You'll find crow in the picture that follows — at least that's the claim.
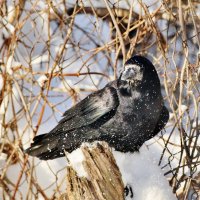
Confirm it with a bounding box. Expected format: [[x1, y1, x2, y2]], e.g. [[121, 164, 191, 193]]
[[25, 55, 169, 160]]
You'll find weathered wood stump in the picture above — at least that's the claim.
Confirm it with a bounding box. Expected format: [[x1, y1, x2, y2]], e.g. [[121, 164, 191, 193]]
[[60, 142, 124, 200]]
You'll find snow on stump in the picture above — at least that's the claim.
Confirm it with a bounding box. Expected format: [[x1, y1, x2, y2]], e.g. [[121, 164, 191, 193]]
[[60, 142, 124, 200]]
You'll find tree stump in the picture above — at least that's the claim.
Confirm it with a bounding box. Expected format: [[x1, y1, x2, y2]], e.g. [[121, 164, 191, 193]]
[[60, 142, 124, 200]]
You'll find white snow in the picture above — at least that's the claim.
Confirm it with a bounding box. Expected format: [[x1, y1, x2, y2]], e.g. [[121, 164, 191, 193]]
[[113, 145, 177, 200], [66, 147, 88, 178], [37, 75, 48, 87], [180, 104, 188, 113]]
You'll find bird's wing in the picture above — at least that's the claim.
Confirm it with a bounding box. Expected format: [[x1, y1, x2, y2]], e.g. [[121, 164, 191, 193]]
[[50, 85, 119, 133], [25, 85, 119, 160]]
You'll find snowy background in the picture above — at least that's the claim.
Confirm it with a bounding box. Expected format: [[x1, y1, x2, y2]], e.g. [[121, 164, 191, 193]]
[[0, 0, 199, 199]]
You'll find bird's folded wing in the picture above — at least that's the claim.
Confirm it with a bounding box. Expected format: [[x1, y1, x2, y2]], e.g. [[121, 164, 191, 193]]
[[50, 86, 119, 133]]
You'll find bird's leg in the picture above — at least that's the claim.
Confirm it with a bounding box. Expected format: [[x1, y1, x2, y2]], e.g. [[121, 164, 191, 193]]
[[124, 184, 134, 198]]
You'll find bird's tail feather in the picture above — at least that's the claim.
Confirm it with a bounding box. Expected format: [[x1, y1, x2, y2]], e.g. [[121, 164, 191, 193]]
[[25, 134, 62, 160], [25, 131, 85, 160], [32, 133, 46, 144]]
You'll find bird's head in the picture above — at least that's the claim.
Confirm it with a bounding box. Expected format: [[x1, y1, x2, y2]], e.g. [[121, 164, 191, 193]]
[[118, 55, 161, 95], [120, 61, 143, 85]]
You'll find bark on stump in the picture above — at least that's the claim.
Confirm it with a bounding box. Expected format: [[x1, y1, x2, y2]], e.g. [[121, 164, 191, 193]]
[[60, 142, 124, 200]]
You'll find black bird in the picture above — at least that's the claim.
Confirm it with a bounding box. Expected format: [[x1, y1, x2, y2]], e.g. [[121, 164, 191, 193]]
[[25, 56, 169, 160]]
